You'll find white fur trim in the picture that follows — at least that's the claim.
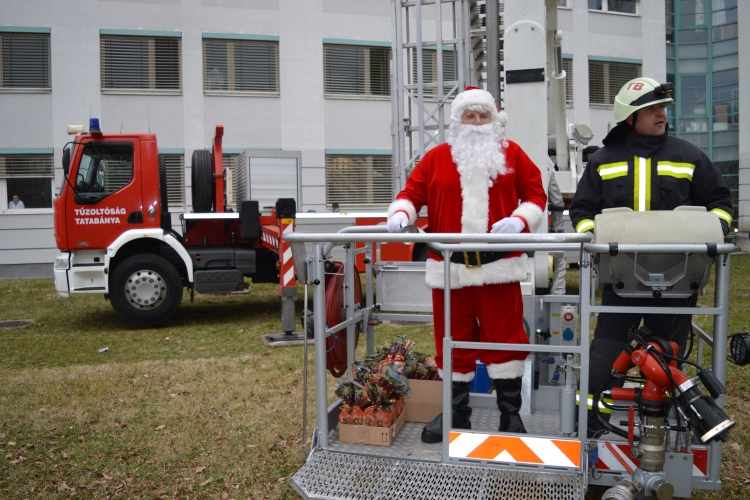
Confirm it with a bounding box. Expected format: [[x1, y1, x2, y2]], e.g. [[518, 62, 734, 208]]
[[487, 360, 526, 380], [458, 154, 491, 235], [452, 88, 498, 119], [387, 198, 418, 225], [511, 201, 545, 233], [497, 111, 507, 126], [425, 254, 528, 289], [438, 368, 476, 382]]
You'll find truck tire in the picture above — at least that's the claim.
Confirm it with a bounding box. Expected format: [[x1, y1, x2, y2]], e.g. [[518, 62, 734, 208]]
[[110, 254, 183, 327], [191, 149, 214, 213]]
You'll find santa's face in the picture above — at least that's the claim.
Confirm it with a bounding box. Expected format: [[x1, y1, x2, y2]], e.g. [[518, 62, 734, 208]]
[[461, 108, 492, 125]]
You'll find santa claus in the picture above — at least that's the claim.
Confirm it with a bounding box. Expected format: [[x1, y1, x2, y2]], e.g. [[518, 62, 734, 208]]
[[387, 87, 547, 443]]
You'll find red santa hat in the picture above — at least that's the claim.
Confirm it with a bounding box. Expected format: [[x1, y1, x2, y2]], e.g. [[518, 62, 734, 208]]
[[451, 86, 507, 125]]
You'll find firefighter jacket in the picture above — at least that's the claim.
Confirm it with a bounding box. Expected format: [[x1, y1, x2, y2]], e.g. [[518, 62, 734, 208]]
[[570, 124, 733, 235]]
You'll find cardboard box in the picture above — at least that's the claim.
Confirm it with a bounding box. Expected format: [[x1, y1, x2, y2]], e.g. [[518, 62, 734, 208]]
[[338, 410, 406, 446], [404, 379, 443, 423]]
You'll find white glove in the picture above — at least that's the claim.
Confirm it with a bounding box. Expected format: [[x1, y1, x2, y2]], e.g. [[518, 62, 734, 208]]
[[491, 217, 525, 234], [387, 212, 409, 233]]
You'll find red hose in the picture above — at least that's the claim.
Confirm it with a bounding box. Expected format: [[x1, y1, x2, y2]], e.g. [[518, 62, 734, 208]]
[[324, 261, 363, 377]]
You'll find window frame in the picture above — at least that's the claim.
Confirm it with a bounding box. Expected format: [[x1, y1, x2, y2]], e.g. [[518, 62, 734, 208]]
[[587, 57, 642, 109], [0, 28, 51, 93], [323, 39, 392, 100], [0, 150, 55, 215], [158, 151, 186, 213], [588, 0, 640, 16], [100, 29, 182, 95], [562, 55, 573, 108], [325, 150, 393, 210], [410, 46, 458, 102], [202, 34, 280, 97]]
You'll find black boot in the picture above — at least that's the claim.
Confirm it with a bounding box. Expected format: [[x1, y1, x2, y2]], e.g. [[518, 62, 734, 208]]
[[493, 378, 527, 433], [420, 381, 472, 443]]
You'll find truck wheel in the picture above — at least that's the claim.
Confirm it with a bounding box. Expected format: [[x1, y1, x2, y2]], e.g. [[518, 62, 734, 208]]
[[191, 150, 214, 212], [110, 254, 183, 327]]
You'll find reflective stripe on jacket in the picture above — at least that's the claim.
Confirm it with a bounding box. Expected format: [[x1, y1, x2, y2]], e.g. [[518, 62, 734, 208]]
[[570, 125, 733, 235]]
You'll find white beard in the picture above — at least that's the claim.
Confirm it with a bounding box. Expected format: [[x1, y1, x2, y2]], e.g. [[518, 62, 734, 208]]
[[447, 121, 507, 186], [446, 120, 508, 235]]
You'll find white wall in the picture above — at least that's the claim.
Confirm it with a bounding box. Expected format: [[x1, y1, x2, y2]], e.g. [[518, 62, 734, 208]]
[[0, 0, 394, 276]]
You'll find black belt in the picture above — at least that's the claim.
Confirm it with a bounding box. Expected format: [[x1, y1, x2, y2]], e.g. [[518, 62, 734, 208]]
[[429, 249, 511, 268]]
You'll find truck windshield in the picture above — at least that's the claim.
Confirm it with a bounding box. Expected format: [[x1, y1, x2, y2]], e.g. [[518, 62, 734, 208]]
[[76, 143, 134, 195]]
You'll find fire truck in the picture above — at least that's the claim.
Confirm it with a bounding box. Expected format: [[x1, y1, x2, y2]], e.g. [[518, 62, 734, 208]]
[[52, 121, 298, 328]]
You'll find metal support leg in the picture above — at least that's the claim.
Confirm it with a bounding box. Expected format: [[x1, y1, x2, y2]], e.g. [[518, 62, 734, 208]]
[[578, 251, 592, 448], [709, 254, 731, 482], [345, 244, 356, 381], [442, 251, 453, 462], [313, 243, 329, 448], [366, 242, 375, 356]]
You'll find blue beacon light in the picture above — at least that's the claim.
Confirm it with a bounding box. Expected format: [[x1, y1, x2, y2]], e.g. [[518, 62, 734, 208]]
[[89, 118, 102, 135]]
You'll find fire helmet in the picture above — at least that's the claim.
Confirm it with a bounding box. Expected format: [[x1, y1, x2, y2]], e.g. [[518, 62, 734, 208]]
[[614, 77, 674, 123]]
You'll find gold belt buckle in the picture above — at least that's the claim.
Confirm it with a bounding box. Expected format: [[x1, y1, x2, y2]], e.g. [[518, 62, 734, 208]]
[[463, 251, 482, 268]]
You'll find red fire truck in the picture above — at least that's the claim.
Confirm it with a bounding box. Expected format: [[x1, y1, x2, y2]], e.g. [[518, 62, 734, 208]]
[[53, 119, 297, 328]]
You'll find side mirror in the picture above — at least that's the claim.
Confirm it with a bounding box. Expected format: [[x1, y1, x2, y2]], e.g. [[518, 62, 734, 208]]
[[62, 144, 72, 176]]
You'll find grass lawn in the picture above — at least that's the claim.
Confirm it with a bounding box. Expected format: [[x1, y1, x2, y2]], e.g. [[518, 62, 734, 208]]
[[1, 254, 749, 499]]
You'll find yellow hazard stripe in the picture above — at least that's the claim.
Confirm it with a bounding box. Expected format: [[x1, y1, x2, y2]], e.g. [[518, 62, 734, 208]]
[[597, 162, 628, 180], [710, 208, 732, 224], [575, 391, 612, 414], [576, 219, 595, 233], [657, 161, 695, 180]]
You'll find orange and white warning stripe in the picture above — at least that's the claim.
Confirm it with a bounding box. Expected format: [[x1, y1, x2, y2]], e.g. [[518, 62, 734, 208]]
[[595, 442, 709, 477], [449, 432, 581, 468], [280, 220, 295, 289]]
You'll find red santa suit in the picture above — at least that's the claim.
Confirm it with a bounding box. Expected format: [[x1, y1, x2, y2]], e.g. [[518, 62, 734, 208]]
[[387, 140, 547, 380]]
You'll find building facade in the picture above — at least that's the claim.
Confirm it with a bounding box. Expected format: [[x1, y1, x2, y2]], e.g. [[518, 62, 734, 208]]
[[666, 0, 750, 246], [0, 0, 706, 278], [664, 0, 749, 247]]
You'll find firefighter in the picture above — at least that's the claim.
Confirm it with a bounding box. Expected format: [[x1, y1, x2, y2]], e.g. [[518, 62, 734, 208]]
[[570, 77, 733, 436], [386, 87, 547, 443]]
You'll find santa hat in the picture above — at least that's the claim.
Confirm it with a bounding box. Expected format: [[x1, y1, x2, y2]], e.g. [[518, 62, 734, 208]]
[[451, 86, 507, 125]]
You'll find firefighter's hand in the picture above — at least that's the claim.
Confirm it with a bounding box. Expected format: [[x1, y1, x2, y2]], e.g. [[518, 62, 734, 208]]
[[387, 212, 409, 233], [491, 217, 525, 234]]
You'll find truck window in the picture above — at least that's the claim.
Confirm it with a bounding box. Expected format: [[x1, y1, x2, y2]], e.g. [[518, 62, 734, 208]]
[[76, 143, 134, 195]]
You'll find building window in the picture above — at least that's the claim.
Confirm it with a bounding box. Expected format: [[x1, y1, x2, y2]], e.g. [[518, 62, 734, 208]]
[[563, 57, 573, 107], [100, 34, 181, 93], [0, 32, 50, 91], [411, 49, 457, 100], [159, 154, 185, 212], [588, 60, 641, 107], [325, 154, 393, 209], [557, 0, 571, 9], [324, 44, 390, 97], [588, 0, 637, 15], [0, 154, 54, 212], [203, 38, 279, 94], [712, 69, 738, 131]]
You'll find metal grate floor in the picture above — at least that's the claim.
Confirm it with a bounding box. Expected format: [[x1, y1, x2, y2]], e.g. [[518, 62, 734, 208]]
[[292, 450, 585, 500]]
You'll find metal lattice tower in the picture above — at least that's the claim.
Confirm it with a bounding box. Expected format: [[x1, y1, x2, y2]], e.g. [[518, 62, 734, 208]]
[[390, 0, 475, 194], [390, 0, 509, 196]]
